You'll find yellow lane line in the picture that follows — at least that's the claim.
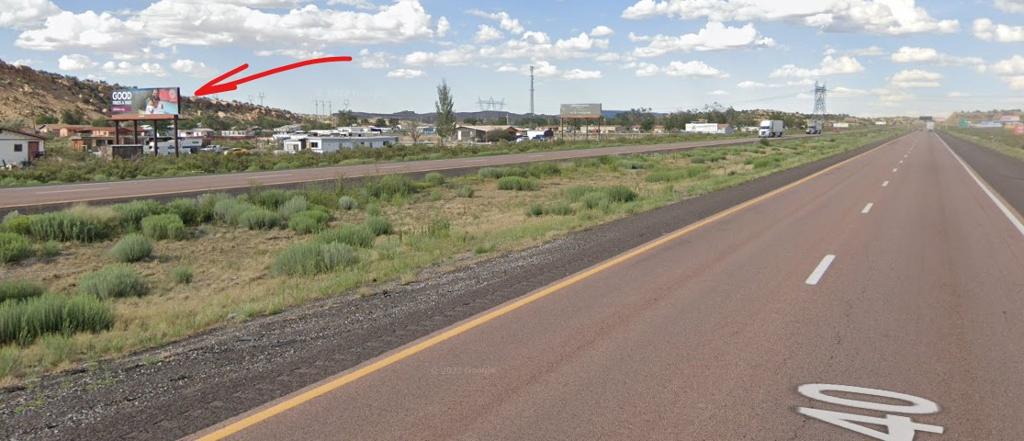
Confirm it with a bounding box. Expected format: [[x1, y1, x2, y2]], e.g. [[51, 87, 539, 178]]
[[192, 134, 902, 441]]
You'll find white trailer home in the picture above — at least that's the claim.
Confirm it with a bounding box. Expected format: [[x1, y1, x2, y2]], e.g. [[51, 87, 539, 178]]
[[0, 128, 45, 167]]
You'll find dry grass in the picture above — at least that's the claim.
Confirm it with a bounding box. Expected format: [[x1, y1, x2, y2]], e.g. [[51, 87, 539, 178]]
[[0, 129, 904, 382]]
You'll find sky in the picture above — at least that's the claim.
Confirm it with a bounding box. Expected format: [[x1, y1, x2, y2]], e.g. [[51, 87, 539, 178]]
[[0, 0, 1022, 118]]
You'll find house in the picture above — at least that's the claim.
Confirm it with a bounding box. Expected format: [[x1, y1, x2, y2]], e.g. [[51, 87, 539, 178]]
[[37, 124, 92, 138], [273, 124, 303, 133], [0, 128, 45, 167], [999, 115, 1022, 128], [454, 125, 520, 142], [69, 126, 133, 151], [220, 129, 256, 138], [182, 128, 216, 138]]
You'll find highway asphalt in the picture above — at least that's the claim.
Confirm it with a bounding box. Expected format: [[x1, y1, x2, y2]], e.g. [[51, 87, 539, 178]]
[[190, 131, 1024, 440], [0, 135, 811, 212]]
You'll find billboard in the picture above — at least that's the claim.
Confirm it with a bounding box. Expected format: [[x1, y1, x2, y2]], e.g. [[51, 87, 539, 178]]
[[560, 103, 602, 119], [111, 88, 180, 120]]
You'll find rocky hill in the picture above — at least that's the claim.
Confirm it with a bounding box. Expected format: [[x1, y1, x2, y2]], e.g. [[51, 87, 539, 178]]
[[0, 59, 302, 127]]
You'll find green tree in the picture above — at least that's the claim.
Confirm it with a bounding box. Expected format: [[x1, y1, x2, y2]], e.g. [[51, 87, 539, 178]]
[[34, 114, 58, 125], [60, 109, 85, 125], [434, 80, 456, 144]]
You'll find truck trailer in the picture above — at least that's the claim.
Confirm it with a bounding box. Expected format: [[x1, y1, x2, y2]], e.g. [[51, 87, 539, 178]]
[[759, 120, 784, 138]]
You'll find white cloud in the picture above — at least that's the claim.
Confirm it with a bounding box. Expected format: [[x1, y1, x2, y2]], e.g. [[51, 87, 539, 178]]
[[11, 59, 33, 67], [358, 48, 390, 69], [973, 18, 1024, 42], [770, 55, 864, 78], [737, 80, 768, 88], [468, 9, 524, 34], [255, 48, 327, 59], [556, 32, 609, 51], [436, 16, 449, 37], [621, 0, 959, 35], [995, 0, 1024, 13], [595, 53, 622, 62], [16, 0, 443, 52], [57, 53, 94, 71], [102, 60, 166, 77], [327, 0, 376, 9], [890, 46, 984, 66], [475, 24, 503, 42], [830, 86, 869, 97], [889, 69, 941, 88], [590, 25, 614, 37], [0, 0, 60, 29], [847, 46, 885, 57], [495, 60, 560, 77], [947, 91, 969, 97], [631, 21, 774, 57], [386, 68, 424, 79], [664, 60, 728, 78], [990, 55, 1024, 89], [170, 58, 213, 76], [404, 46, 474, 66], [563, 68, 602, 80], [632, 62, 660, 77], [709, 89, 729, 95]]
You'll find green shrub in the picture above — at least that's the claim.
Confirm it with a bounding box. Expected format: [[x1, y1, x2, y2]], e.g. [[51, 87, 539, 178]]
[[338, 196, 358, 211], [251, 189, 292, 209], [26, 211, 111, 242], [527, 162, 561, 177], [277, 195, 309, 219], [318, 225, 375, 248], [288, 210, 330, 234], [0, 280, 44, 301], [239, 208, 283, 230], [526, 203, 545, 217], [1, 212, 31, 235], [456, 186, 475, 198], [759, 138, 770, 147], [171, 266, 193, 285], [364, 216, 393, 236], [425, 218, 451, 237], [365, 175, 417, 199], [365, 203, 382, 217], [645, 165, 710, 182], [690, 157, 707, 164], [478, 166, 525, 179], [272, 242, 359, 276], [546, 203, 574, 216], [109, 234, 152, 263], [619, 160, 649, 170], [581, 192, 611, 210], [61, 294, 114, 336], [213, 198, 256, 225], [141, 214, 187, 241], [79, 264, 149, 298], [564, 185, 598, 202], [496, 176, 539, 191], [38, 240, 61, 258], [197, 193, 232, 222], [423, 172, 446, 187], [0, 232, 32, 263], [0, 293, 113, 345], [166, 198, 201, 225], [604, 185, 638, 203], [113, 200, 164, 231]]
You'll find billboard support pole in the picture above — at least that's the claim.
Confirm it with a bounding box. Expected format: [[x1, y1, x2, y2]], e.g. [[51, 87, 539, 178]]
[[152, 122, 158, 157], [173, 116, 180, 158], [133, 120, 139, 144], [114, 120, 120, 145]]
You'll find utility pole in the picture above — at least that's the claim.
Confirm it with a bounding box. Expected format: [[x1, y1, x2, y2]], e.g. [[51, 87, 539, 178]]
[[529, 65, 535, 115], [258, 92, 265, 106]]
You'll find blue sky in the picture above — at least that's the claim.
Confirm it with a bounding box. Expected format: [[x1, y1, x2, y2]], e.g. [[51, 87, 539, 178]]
[[0, 0, 1022, 117]]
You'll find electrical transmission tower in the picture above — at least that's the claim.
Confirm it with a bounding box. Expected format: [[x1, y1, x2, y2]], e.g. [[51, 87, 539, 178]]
[[813, 81, 827, 124]]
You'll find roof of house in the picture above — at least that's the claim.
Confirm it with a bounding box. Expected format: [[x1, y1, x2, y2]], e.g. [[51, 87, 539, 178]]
[[1, 128, 45, 140], [456, 125, 519, 132]]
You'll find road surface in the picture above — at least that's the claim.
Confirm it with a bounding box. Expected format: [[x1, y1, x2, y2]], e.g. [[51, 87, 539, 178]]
[[0, 135, 811, 211], [191, 131, 1024, 440]]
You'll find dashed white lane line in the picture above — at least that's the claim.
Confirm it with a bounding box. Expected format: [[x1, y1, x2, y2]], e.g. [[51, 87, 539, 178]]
[[899, 160, 904, 164], [861, 203, 874, 214], [938, 135, 1024, 239], [36, 187, 111, 195], [893, 168, 899, 173], [882, 180, 890, 187], [805, 255, 837, 286]]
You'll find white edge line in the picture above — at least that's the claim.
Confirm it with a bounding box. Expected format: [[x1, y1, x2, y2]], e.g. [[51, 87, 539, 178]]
[[806, 254, 836, 285], [937, 134, 1024, 238], [861, 203, 874, 214], [882, 180, 890, 187]]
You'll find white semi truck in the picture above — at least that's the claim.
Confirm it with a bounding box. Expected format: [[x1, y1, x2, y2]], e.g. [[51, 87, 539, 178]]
[[805, 120, 823, 135], [759, 120, 785, 138]]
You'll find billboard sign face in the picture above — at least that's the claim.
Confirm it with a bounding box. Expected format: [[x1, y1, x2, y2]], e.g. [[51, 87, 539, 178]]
[[111, 88, 180, 120], [560, 103, 602, 119]]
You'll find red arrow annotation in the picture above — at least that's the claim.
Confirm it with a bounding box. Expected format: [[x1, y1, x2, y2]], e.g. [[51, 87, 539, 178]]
[[194, 56, 353, 97]]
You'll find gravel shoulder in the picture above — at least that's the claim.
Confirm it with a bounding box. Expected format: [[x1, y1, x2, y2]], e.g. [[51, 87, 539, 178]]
[[0, 135, 898, 441]]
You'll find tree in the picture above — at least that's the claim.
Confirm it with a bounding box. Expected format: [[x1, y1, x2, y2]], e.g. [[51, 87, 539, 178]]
[[334, 110, 358, 127], [90, 118, 111, 127], [406, 119, 422, 144], [34, 114, 58, 125], [434, 80, 456, 144], [60, 109, 84, 125], [374, 118, 387, 127]]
